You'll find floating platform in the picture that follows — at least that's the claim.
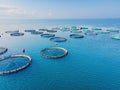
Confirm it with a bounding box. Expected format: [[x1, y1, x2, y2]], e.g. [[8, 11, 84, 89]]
[[40, 47, 68, 59]]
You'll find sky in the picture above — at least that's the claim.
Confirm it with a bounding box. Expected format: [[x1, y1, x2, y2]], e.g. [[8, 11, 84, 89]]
[[0, 0, 120, 19]]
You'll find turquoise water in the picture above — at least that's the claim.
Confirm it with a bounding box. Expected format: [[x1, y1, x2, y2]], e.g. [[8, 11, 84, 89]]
[[0, 19, 120, 90]]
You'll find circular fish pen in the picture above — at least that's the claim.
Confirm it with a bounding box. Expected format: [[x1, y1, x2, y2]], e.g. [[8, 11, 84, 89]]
[[61, 27, 70, 32], [111, 35, 120, 40], [70, 30, 82, 33], [47, 30, 57, 33], [107, 29, 119, 32], [0, 47, 8, 55], [24, 30, 36, 33], [80, 27, 88, 30], [49, 37, 67, 42], [5, 30, 19, 34], [52, 27, 60, 31], [39, 29, 48, 31], [41, 33, 55, 38], [31, 31, 43, 35], [83, 29, 93, 32], [70, 34, 84, 38], [40, 47, 68, 59], [97, 30, 110, 34], [0, 54, 32, 75], [71, 26, 79, 30], [92, 28, 102, 30], [10, 32, 24, 36], [84, 31, 98, 36]]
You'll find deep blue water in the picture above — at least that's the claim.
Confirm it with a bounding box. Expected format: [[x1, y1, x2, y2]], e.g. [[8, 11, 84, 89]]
[[0, 19, 120, 90]]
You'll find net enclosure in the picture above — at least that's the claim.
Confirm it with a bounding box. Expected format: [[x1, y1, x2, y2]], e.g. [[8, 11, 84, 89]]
[[40, 47, 68, 59], [0, 54, 32, 75]]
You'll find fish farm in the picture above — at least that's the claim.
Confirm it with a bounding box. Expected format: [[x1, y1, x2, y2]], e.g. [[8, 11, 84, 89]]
[[0, 25, 120, 76]]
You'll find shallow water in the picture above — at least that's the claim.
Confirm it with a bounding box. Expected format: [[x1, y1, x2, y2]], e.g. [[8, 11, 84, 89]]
[[0, 19, 120, 90]]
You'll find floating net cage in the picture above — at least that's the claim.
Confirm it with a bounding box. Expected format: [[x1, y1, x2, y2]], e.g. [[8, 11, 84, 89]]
[[70, 34, 84, 38], [24, 30, 36, 33], [0, 47, 8, 55], [31, 31, 43, 35], [107, 29, 119, 32], [46, 30, 57, 33], [10, 32, 24, 36], [82, 29, 94, 33], [70, 30, 82, 33], [97, 30, 110, 34], [85, 32, 98, 36], [71, 26, 79, 30], [5, 30, 19, 34], [92, 28, 102, 30], [81, 27, 88, 30], [111, 35, 120, 40], [52, 27, 61, 30], [61, 27, 70, 31], [41, 34, 55, 38], [39, 29, 48, 31], [49, 37, 67, 42], [40, 47, 68, 59], [0, 54, 32, 75]]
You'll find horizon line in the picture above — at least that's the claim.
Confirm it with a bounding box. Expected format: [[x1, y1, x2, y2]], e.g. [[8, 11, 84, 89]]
[[0, 18, 120, 20]]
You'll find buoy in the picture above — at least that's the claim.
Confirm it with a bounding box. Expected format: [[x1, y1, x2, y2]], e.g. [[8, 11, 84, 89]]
[[22, 48, 25, 53]]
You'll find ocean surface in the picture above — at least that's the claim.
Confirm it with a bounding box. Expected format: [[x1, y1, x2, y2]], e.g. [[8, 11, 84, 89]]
[[0, 19, 120, 90]]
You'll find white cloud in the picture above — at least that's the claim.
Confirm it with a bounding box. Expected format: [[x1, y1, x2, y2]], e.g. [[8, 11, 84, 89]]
[[0, 5, 16, 10], [0, 5, 56, 19], [0, 5, 36, 19]]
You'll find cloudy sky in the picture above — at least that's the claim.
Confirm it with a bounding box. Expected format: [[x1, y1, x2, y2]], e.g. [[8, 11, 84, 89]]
[[0, 0, 120, 19]]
